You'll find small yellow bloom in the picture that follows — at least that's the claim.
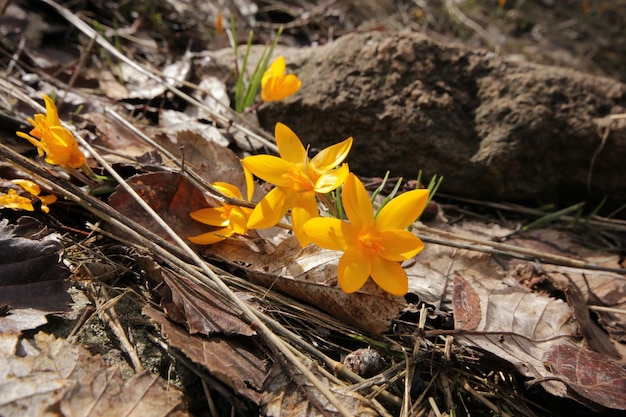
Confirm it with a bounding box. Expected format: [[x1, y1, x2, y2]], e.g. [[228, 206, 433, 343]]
[[0, 179, 57, 213], [303, 173, 429, 296], [242, 123, 352, 246], [188, 182, 254, 244], [16, 95, 86, 169], [261, 56, 301, 102]]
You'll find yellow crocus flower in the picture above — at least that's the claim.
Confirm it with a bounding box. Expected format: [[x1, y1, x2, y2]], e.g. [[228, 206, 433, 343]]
[[189, 182, 254, 244], [16, 95, 86, 169], [261, 56, 301, 102], [303, 173, 429, 296], [0, 179, 57, 213], [242, 123, 352, 246]]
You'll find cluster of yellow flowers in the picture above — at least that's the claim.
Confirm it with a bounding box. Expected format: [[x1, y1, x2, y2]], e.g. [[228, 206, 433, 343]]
[[9, 57, 428, 297], [190, 122, 429, 296]]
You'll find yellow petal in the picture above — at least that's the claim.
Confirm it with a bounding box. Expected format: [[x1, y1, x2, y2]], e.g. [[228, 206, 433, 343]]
[[241, 155, 293, 187], [303, 217, 350, 251], [264, 56, 286, 80], [38, 194, 57, 206], [247, 186, 293, 229], [12, 179, 41, 196], [342, 173, 374, 230], [275, 123, 306, 165], [42, 95, 62, 126], [0, 190, 34, 211], [370, 257, 409, 296], [379, 230, 424, 261], [278, 74, 301, 97], [229, 207, 251, 235], [188, 228, 232, 245], [212, 182, 243, 199], [375, 189, 429, 231], [337, 247, 371, 293], [16, 132, 44, 155], [243, 165, 255, 202], [314, 163, 349, 193], [310, 137, 352, 173], [190, 207, 229, 227], [291, 191, 319, 246]]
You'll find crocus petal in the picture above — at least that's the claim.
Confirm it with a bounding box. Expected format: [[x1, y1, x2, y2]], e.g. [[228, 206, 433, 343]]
[[310, 137, 353, 173], [229, 207, 252, 235], [16, 132, 44, 155], [342, 173, 374, 230], [291, 191, 319, 246], [337, 247, 372, 293], [247, 186, 293, 229], [370, 256, 409, 296], [278, 74, 302, 98], [264, 56, 286, 79], [12, 179, 41, 196], [275, 123, 306, 165], [243, 165, 255, 202], [379, 230, 425, 261], [190, 207, 229, 227], [188, 228, 232, 245], [303, 217, 350, 251], [241, 155, 294, 188], [212, 182, 243, 199], [375, 188, 430, 231], [0, 190, 34, 211], [42, 95, 62, 126], [314, 163, 350, 193]]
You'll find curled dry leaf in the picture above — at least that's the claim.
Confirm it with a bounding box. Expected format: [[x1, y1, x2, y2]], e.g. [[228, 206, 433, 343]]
[[156, 266, 256, 337], [0, 219, 71, 313], [452, 272, 579, 398], [108, 172, 213, 241], [545, 344, 626, 410], [213, 237, 407, 334], [510, 229, 626, 343], [143, 306, 266, 405]]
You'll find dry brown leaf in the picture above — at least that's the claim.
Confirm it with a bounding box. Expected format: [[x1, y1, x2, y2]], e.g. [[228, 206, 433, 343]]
[[157, 267, 256, 336], [214, 237, 407, 334], [143, 306, 266, 404], [0, 219, 71, 312], [545, 344, 626, 410], [510, 229, 626, 343], [0, 332, 186, 417], [452, 272, 579, 397], [108, 172, 212, 241], [405, 242, 501, 310], [261, 361, 383, 417], [47, 367, 185, 417]]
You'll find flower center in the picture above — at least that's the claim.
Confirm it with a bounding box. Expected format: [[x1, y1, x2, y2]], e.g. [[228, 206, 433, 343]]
[[357, 230, 384, 256], [282, 165, 314, 192]]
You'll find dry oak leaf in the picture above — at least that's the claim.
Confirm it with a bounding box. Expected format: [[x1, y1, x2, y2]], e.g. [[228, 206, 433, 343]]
[[545, 344, 626, 410], [143, 306, 266, 404], [452, 272, 579, 398], [213, 236, 407, 334]]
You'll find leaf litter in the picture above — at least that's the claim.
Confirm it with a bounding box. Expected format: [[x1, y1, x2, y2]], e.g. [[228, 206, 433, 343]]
[[0, 1, 625, 416]]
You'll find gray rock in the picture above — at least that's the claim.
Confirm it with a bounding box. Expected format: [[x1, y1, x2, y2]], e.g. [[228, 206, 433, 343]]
[[256, 31, 626, 206]]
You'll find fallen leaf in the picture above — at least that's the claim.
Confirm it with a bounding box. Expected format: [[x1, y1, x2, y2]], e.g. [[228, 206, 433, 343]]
[[157, 266, 256, 337], [108, 172, 212, 241], [452, 271, 578, 397], [545, 344, 626, 410], [214, 237, 407, 334], [143, 306, 266, 404], [0, 219, 71, 312], [0, 332, 187, 417]]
